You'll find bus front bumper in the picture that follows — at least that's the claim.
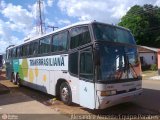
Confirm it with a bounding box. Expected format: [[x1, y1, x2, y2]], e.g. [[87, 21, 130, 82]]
[[96, 89, 143, 109]]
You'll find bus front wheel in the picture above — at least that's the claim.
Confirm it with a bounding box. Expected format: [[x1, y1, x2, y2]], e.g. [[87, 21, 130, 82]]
[[60, 82, 72, 105]]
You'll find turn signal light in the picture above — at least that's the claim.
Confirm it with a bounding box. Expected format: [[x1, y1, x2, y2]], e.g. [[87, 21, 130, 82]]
[[100, 90, 117, 96]]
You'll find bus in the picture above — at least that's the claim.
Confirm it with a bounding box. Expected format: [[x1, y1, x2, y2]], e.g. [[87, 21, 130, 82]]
[[5, 21, 142, 109]]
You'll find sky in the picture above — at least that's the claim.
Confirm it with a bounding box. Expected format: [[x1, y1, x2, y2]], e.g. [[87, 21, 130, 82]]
[[0, 0, 160, 53]]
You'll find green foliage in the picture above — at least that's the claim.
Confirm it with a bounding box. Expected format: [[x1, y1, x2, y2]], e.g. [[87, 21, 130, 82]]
[[150, 64, 157, 71], [119, 4, 160, 47]]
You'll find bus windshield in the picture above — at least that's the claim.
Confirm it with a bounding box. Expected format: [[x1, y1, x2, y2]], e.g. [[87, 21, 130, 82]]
[[93, 23, 136, 44], [98, 44, 141, 82]]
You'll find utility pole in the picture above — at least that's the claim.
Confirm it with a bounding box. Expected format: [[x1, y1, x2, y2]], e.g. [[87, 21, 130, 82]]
[[36, 0, 45, 35], [38, 0, 43, 34], [47, 25, 58, 31]]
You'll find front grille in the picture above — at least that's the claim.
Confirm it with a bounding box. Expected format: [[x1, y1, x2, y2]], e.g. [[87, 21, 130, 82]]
[[117, 88, 136, 95], [117, 90, 126, 94], [129, 88, 136, 92]]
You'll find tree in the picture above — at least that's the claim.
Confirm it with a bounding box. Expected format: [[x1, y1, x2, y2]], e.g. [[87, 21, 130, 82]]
[[119, 4, 160, 47]]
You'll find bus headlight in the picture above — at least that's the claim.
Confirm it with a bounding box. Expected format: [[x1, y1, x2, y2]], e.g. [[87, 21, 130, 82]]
[[100, 90, 117, 96], [111, 90, 116, 95]]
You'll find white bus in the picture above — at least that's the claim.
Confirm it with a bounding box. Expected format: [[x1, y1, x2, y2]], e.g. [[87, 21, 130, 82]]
[[6, 21, 142, 109]]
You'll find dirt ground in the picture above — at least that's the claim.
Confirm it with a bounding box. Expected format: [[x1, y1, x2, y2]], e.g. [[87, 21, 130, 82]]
[[142, 70, 159, 80], [0, 70, 6, 80], [0, 71, 99, 114]]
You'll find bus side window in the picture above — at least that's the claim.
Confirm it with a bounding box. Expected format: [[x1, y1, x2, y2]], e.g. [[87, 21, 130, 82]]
[[16, 47, 18, 57], [39, 36, 51, 54], [22, 44, 29, 57], [70, 26, 91, 49], [27, 44, 30, 56], [8, 50, 10, 59], [80, 48, 93, 80], [16, 47, 20, 57], [29, 42, 33, 56], [15, 48, 17, 58], [6, 50, 8, 60], [32, 40, 39, 55], [22, 45, 25, 57], [19, 46, 23, 57], [51, 31, 68, 52], [9, 49, 12, 58], [12, 48, 16, 58], [8, 49, 13, 59], [69, 52, 78, 76], [10, 49, 13, 58]]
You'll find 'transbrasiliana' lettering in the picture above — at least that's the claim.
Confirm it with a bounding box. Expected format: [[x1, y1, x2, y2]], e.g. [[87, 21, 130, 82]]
[[29, 57, 65, 66]]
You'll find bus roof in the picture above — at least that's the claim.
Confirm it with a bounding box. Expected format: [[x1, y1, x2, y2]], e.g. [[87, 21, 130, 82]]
[[6, 20, 130, 50]]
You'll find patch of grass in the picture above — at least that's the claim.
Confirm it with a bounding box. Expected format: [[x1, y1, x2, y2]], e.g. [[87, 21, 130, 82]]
[[150, 64, 157, 71]]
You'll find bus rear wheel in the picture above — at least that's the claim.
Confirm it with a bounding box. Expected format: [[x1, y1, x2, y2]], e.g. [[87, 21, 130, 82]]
[[60, 82, 72, 105], [11, 73, 15, 83], [16, 74, 21, 86]]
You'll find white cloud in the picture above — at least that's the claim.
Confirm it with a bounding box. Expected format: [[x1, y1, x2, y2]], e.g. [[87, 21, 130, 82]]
[[28, 0, 52, 16], [2, 3, 34, 33], [57, 19, 71, 25], [28, 3, 37, 19], [0, 40, 8, 53], [0, 19, 22, 53], [0, 40, 7, 46], [0, 2, 36, 53], [0, 0, 57, 53], [0, 20, 12, 42], [58, 0, 159, 24], [46, 18, 56, 26], [0, 36, 22, 53], [47, 0, 54, 7], [0, 0, 6, 9], [154, 0, 160, 6]]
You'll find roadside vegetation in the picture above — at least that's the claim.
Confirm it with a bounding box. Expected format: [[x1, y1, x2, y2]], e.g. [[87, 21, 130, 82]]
[[119, 4, 160, 48]]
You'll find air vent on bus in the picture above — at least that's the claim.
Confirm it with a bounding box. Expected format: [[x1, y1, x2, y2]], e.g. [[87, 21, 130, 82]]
[[117, 88, 136, 95]]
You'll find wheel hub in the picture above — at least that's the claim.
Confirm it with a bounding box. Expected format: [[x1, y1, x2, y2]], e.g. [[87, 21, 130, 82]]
[[61, 87, 69, 101]]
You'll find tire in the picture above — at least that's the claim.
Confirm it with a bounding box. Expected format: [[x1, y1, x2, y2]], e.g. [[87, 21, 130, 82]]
[[11, 72, 15, 83], [16, 74, 21, 86], [60, 82, 72, 105]]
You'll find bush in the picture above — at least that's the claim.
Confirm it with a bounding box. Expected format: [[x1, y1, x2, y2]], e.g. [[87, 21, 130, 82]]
[[142, 65, 150, 71], [150, 64, 157, 71]]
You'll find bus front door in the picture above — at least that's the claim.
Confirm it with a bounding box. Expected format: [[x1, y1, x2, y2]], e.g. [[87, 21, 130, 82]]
[[79, 48, 95, 109]]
